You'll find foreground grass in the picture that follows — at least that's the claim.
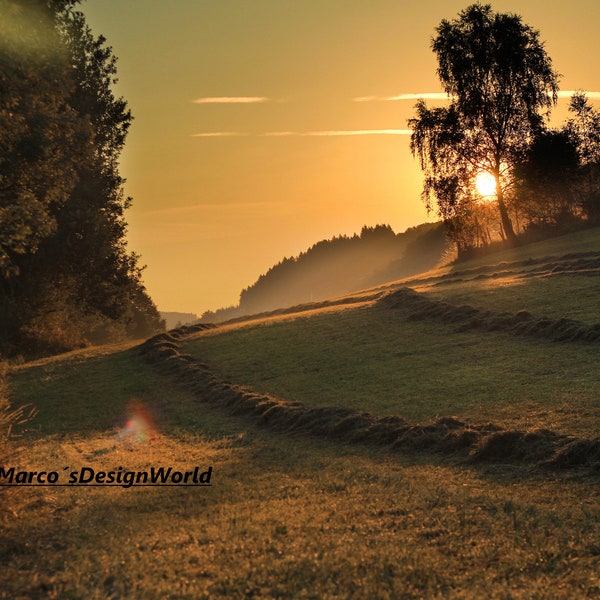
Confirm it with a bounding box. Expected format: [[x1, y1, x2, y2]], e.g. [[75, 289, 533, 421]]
[[0, 340, 600, 598], [3, 435, 599, 599], [3, 347, 599, 598]]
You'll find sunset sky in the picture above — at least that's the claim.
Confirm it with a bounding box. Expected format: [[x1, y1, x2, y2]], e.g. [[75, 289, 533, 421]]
[[81, 0, 600, 314]]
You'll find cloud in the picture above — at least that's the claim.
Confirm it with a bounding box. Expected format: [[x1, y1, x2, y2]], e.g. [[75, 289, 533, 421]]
[[294, 129, 413, 136], [192, 129, 413, 137], [192, 96, 272, 104], [262, 131, 300, 137], [355, 91, 600, 102], [557, 90, 600, 100], [354, 93, 451, 102], [191, 132, 250, 137]]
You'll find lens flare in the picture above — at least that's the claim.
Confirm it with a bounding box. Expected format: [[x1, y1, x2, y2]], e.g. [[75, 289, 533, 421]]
[[118, 399, 158, 442]]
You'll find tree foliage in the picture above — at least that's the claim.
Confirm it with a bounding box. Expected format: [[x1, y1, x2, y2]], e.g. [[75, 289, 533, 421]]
[[409, 3, 559, 250], [564, 92, 600, 223], [513, 92, 600, 231], [514, 130, 580, 229], [0, 0, 163, 356], [0, 0, 84, 278]]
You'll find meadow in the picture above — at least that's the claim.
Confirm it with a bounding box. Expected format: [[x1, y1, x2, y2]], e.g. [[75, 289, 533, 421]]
[[1, 228, 599, 598]]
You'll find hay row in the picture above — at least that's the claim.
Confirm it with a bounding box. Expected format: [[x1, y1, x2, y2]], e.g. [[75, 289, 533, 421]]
[[378, 287, 600, 343], [138, 330, 600, 471], [436, 251, 600, 284]]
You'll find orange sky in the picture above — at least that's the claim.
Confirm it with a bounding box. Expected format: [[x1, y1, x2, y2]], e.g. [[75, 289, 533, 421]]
[[81, 1, 600, 314]]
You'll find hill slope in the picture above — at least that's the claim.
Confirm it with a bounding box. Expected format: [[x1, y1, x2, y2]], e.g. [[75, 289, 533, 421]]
[[203, 222, 448, 321], [3, 227, 599, 598]]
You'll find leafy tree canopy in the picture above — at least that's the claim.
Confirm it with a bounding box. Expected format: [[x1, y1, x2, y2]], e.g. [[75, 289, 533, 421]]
[[409, 3, 559, 249], [0, 0, 163, 356]]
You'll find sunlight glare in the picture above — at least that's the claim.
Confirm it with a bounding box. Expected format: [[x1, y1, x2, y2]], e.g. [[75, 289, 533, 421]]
[[475, 171, 497, 198]]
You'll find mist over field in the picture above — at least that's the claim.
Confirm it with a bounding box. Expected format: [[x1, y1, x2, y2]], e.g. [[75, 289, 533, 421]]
[[200, 222, 449, 322]]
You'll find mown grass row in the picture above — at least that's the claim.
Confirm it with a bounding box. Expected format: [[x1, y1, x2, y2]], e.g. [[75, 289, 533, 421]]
[[182, 302, 600, 437], [181, 229, 600, 439], [418, 265, 600, 324]]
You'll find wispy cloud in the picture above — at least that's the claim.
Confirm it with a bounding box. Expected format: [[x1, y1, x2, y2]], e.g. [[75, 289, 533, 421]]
[[192, 96, 272, 104], [284, 129, 413, 136], [192, 129, 413, 138], [355, 91, 600, 102], [191, 132, 250, 137], [557, 90, 600, 99], [354, 93, 450, 102]]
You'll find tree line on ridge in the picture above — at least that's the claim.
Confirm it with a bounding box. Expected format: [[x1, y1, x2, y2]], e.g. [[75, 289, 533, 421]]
[[200, 223, 448, 322]]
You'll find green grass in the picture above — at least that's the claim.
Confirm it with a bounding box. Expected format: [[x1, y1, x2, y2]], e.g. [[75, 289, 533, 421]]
[[179, 227, 600, 438], [2, 228, 600, 598], [396, 227, 600, 322], [183, 305, 600, 437], [421, 274, 600, 322]]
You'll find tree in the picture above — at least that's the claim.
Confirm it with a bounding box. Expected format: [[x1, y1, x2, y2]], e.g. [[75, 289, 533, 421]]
[[565, 92, 600, 223], [0, 0, 163, 355], [33, 7, 142, 330], [0, 0, 85, 279], [514, 130, 581, 229], [409, 3, 559, 248]]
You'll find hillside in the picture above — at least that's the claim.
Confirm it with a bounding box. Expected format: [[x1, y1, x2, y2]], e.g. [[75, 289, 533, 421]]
[[160, 312, 200, 330], [201, 222, 449, 322], [2, 227, 599, 598], [180, 227, 600, 438]]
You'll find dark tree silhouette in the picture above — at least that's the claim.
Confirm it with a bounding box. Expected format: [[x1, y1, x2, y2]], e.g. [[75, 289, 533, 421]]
[[0, 0, 163, 355], [514, 130, 580, 229], [409, 3, 559, 248], [0, 0, 85, 279], [565, 92, 600, 223]]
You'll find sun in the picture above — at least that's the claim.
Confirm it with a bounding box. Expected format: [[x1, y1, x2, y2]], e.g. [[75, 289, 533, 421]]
[[475, 171, 497, 198]]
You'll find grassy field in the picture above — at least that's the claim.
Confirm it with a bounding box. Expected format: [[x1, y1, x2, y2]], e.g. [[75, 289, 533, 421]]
[[182, 228, 600, 437], [2, 228, 599, 598]]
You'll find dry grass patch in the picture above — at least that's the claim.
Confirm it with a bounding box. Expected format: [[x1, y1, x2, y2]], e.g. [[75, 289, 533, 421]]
[[1, 426, 598, 599]]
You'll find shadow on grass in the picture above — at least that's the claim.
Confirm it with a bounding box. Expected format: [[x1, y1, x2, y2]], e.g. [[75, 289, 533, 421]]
[[2, 421, 598, 599], [8, 327, 600, 480], [9, 346, 250, 442]]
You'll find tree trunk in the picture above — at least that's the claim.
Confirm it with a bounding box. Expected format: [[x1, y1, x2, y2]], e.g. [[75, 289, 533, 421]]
[[495, 175, 516, 241]]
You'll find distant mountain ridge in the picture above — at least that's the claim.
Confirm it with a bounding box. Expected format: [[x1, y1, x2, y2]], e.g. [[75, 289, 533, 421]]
[[201, 222, 449, 322]]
